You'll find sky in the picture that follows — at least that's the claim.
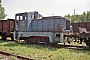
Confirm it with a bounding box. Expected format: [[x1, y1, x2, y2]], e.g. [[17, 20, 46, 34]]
[[2, 0, 90, 19]]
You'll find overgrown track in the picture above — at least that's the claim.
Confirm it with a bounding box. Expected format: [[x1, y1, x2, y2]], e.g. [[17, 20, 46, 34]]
[[7, 40, 90, 50], [13, 39, 89, 50], [0, 51, 35, 60], [29, 42, 89, 50], [54, 44, 89, 50]]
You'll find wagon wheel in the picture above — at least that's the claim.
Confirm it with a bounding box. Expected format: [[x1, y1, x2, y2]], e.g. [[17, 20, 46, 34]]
[[80, 38, 83, 44], [2, 34, 7, 41], [2, 37, 6, 41], [11, 36, 14, 41], [85, 38, 90, 47]]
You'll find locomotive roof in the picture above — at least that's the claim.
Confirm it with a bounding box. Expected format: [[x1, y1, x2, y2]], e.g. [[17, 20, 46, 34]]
[[33, 16, 70, 21], [41, 16, 62, 19], [7, 19, 15, 20], [15, 12, 27, 15], [15, 11, 38, 15]]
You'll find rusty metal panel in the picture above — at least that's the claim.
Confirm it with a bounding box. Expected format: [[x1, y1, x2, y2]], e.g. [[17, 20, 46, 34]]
[[0, 20, 2, 32], [80, 23, 86, 28], [80, 33, 90, 38], [19, 20, 27, 31], [71, 23, 79, 27], [86, 22, 90, 31], [72, 22, 90, 32], [73, 26, 79, 32], [2, 20, 9, 33], [8, 19, 15, 32], [55, 19, 61, 31], [0, 19, 15, 34], [66, 20, 70, 30], [71, 23, 79, 32]]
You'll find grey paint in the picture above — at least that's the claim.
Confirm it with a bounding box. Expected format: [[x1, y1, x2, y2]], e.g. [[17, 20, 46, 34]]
[[31, 17, 68, 32]]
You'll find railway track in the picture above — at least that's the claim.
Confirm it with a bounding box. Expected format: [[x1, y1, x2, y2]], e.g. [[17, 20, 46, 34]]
[[0, 51, 35, 60], [4, 40, 90, 50], [30, 42, 89, 50], [55, 44, 89, 50]]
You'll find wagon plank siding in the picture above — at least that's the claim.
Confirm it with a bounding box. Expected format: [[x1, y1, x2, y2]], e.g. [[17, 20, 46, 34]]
[[0, 20, 2, 33]]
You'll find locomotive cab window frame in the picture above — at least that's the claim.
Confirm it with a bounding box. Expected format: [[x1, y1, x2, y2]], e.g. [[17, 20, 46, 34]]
[[20, 16, 23, 20], [16, 13, 27, 21], [16, 16, 19, 21]]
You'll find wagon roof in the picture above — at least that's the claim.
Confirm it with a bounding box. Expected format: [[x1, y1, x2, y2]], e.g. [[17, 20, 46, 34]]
[[0, 19, 14, 21], [7, 19, 15, 20]]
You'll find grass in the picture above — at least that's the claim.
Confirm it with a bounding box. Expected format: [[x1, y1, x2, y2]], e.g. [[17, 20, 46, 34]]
[[0, 40, 90, 60]]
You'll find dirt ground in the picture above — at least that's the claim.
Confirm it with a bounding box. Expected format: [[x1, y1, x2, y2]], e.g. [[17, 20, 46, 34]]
[[0, 54, 21, 60]]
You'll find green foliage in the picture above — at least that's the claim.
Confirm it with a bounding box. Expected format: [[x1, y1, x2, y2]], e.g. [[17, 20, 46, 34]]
[[0, 0, 1, 3], [0, 0, 7, 19], [64, 11, 90, 23]]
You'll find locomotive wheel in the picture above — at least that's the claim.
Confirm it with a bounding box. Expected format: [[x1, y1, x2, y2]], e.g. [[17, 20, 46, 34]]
[[25, 37, 31, 44], [26, 39, 31, 44], [44, 37, 50, 44]]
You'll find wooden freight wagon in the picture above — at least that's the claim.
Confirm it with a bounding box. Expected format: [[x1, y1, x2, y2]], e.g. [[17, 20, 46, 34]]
[[0, 19, 15, 41], [71, 22, 90, 47]]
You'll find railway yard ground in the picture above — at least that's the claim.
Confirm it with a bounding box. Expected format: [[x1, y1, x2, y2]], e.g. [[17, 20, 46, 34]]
[[0, 39, 90, 60], [0, 54, 20, 60]]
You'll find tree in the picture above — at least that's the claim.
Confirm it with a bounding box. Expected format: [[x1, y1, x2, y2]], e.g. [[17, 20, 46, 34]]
[[64, 11, 90, 23], [0, 0, 7, 19]]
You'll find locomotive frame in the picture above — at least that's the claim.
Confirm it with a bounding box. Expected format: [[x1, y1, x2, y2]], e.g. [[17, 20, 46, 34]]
[[14, 11, 72, 44]]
